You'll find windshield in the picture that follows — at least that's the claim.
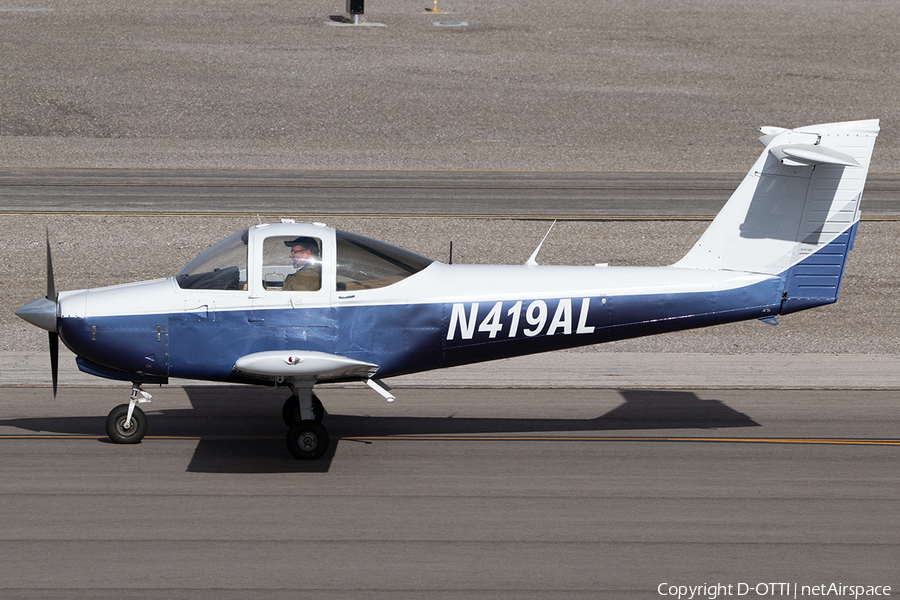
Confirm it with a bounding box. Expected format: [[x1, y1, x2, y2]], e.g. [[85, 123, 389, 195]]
[[176, 229, 249, 290], [336, 230, 433, 291]]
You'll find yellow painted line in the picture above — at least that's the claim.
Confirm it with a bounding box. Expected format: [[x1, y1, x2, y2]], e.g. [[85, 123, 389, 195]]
[[345, 436, 900, 446], [147, 435, 280, 440], [676, 437, 900, 446], [0, 435, 103, 439]]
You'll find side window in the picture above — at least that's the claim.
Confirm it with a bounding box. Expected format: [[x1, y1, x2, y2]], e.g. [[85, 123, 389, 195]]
[[335, 230, 433, 291], [262, 236, 322, 292]]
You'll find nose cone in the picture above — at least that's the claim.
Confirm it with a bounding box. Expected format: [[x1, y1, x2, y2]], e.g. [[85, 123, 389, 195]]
[[15, 296, 58, 332]]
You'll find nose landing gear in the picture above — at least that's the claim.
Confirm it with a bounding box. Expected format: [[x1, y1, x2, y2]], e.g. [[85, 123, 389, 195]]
[[105, 384, 152, 444]]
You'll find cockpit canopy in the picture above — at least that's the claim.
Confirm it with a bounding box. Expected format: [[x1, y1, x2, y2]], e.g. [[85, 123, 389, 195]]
[[175, 226, 434, 291], [176, 229, 249, 290]]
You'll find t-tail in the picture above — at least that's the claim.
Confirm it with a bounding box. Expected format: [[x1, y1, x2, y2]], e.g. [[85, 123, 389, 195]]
[[674, 119, 880, 314]]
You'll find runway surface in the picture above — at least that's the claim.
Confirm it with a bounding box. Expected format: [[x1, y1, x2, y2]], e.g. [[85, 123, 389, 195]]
[[2, 168, 900, 217], [1, 385, 898, 598]]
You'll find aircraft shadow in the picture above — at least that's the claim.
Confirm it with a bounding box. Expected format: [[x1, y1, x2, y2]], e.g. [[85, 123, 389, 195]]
[[189, 388, 761, 473], [0, 387, 760, 474]]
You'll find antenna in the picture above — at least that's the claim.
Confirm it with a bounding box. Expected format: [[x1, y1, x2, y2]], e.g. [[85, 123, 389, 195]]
[[525, 220, 556, 266]]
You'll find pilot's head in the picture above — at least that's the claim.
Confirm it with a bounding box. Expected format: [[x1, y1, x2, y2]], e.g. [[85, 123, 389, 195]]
[[284, 237, 319, 269]]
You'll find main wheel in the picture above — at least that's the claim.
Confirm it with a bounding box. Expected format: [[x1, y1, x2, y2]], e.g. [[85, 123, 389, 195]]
[[282, 393, 325, 427], [105, 404, 148, 444], [286, 420, 329, 460]]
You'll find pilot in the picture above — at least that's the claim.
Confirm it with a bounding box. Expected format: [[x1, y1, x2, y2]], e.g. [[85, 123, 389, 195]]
[[282, 237, 321, 291]]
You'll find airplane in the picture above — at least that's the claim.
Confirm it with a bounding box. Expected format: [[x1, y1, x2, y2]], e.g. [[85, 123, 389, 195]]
[[15, 119, 880, 459]]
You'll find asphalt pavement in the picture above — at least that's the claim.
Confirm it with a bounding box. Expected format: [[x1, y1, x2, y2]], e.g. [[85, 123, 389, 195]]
[[1, 385, 898, 598]]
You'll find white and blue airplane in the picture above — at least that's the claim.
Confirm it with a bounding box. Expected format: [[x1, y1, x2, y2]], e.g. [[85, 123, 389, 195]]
[[16, 119, 880, 459]]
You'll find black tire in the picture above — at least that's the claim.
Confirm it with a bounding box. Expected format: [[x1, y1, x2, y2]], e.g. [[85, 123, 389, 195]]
[[105, 404, 148, 444], [282, 393, 325, 427], [286, 420, 329, 460]]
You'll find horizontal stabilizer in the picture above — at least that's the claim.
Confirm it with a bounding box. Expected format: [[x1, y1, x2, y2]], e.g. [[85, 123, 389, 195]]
[[770, 144, 861, 168], [233, 350, 379, 382], [758, 126, 789, 145]]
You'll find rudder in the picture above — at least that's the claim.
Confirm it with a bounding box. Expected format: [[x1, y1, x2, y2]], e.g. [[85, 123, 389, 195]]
[[674, 119, 880, 315]]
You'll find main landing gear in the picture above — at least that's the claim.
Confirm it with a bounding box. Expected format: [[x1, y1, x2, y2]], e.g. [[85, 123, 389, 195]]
[[284, 385, 329, 460], [286, 419, 330, 460], [283, 379, 395, 460], [282, 392, 325, 426]]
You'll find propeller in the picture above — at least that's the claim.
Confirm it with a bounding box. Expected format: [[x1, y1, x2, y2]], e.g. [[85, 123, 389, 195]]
[[15, 228, 60, 397], [46, 228, 59, 397]]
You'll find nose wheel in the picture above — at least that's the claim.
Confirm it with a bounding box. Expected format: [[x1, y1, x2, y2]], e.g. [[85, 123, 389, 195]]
[[105, 403, 148, 444]]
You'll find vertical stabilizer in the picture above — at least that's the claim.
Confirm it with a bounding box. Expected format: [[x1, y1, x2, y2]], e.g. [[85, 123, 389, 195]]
[[674, 119, 879, 312]]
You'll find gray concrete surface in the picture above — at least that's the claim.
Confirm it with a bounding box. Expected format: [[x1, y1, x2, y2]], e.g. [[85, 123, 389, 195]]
[[1, 0, 899, 172], [1, 385, 898, 598]]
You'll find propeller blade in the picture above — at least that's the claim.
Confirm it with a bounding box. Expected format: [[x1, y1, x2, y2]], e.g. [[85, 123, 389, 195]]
[[45, 226, 56, 300], [49, 332, 59, 398], [46, 227, 59, 397]]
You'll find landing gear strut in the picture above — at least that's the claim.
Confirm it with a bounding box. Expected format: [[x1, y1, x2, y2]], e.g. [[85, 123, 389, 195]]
[[282, 392, 325, 427]]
